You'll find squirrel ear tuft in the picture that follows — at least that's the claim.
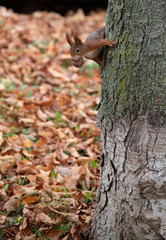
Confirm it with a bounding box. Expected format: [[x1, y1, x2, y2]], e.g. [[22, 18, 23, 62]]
[[66, 33, 74, 46], [73, 32, 83, 45], [74, 37, 83, 45]]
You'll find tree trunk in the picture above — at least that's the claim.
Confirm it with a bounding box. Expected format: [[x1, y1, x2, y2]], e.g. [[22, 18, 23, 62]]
[[90, 0, 166, 240]]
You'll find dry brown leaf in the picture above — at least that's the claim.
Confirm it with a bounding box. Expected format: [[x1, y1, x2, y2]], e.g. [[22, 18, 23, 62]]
[[0, 83, 5, 91], [19, 217, 28, 231], [19, 118, 35, 125], [14, 183, 37, 195], [36, 168, 51, 184], [0, 155, 17, 176], [56, 172, 65, 184], [57, 150, 69, 161], [16, 159, 38, 175], [56, 128, 68, 139], [70, 147, 79, 157], [23, 234, 37, 240], [44, 229, 64, 240], [62, 235, 70, 240], [37, 136, 47, 147], [23, 195, 40, 205], [36, 212, 56, 224], [37, 108, 48, 121], [48, 67, 70, 81], [21, 136, 33, 148], [67, 212, 79, 222], [0, 215, 9, 226], [59, 165, 82, 179], [3, 195, 20, 213], [87, 146, 95, 158], [22, 150, 35, 159], [65, 176, 77, 189], [0, 131, 4, 146], [79, 123, 96, 130], [77, 137, 94, 148]]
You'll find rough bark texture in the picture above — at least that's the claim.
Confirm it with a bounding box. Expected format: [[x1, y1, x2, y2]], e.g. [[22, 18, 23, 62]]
[[90, 0, 166, 240]]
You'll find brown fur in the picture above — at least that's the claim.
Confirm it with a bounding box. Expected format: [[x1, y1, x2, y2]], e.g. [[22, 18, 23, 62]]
[[66, 27, 116, 67]]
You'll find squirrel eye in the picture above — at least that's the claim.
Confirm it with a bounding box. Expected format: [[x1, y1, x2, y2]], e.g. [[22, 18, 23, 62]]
[[76, 48, 80, 53]]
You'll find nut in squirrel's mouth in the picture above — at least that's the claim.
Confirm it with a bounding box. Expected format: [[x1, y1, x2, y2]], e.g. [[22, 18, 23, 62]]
[[73, 57, 84, 67]]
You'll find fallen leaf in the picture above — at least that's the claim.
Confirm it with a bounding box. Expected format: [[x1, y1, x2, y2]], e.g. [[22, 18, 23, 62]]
[[0, 132, 4, 146], [36, 212, 56, 224], [3, 195, 19, 213], [14, 183, 37, 195], [23, 195, 40, 205], [48, 67, 70, 81], [0, 83, 5, 91], [0, 215, 8, 226], [37, 108, 48, 121], [21, 136, 33, 148]]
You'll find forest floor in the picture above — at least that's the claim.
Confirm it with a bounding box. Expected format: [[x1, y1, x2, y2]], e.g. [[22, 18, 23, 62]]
[[0, 6, 106, 240]]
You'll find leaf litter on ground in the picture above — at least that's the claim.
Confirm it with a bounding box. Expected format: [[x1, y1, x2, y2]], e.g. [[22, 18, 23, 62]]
[[0, 6, 105, 240]]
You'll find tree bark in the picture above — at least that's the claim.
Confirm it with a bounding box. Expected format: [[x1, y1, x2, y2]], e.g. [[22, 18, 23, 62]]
[[90, 0, 166, 240]]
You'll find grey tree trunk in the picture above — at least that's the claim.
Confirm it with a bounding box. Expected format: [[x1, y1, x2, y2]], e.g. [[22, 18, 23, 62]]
[[90, 0, 166, 240]]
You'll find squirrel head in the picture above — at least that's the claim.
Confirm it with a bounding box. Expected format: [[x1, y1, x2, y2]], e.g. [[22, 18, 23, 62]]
[[66, 32, 85, 67]]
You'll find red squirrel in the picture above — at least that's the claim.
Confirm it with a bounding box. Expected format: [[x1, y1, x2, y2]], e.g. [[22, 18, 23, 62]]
[[66, 27, 116, 68]]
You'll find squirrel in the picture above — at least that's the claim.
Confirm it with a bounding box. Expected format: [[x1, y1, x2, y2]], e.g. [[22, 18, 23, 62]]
[[66, 27, 116, 68]]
